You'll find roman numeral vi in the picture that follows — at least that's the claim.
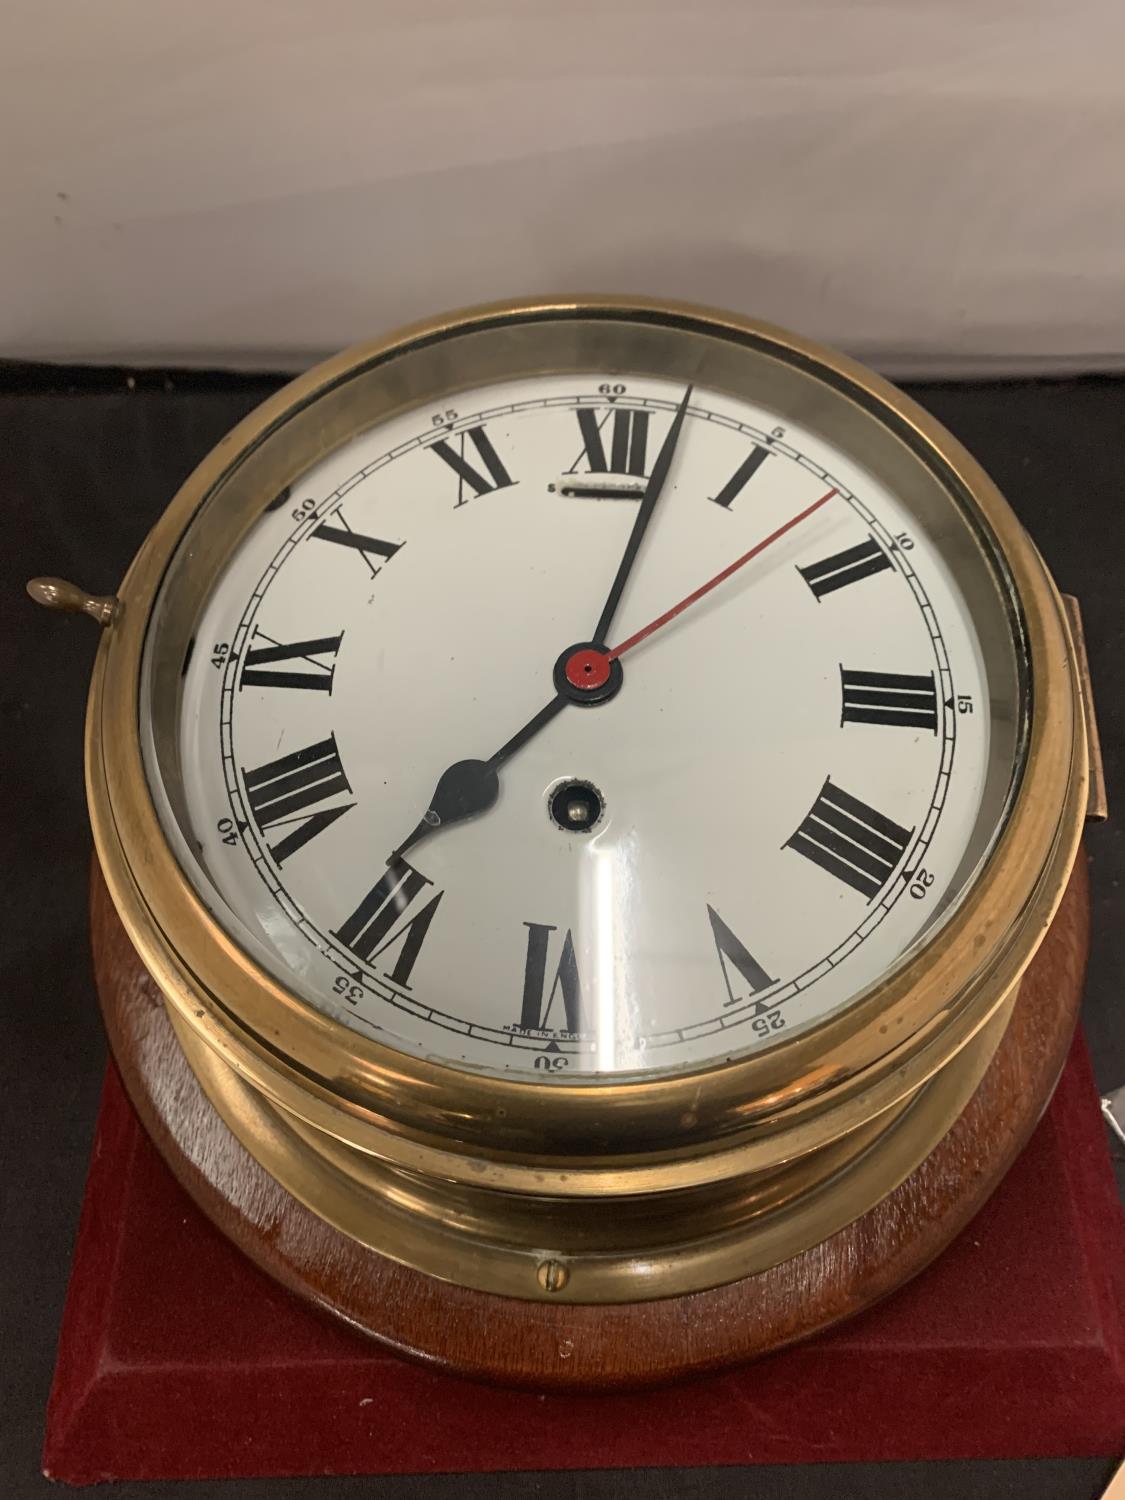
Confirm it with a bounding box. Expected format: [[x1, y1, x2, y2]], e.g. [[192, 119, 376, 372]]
[[520, 922, 584, 1033]]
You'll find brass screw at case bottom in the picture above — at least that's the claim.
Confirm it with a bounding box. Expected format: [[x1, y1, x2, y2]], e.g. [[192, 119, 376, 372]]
[[537, 1259, 569, 1294]]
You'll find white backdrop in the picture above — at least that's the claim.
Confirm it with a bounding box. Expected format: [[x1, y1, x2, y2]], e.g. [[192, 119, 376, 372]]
[[2, 0, 1123, 375]]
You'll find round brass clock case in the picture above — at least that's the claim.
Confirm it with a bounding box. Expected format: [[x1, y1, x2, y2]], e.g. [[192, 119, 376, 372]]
[[84, 298, 1089, 1304]]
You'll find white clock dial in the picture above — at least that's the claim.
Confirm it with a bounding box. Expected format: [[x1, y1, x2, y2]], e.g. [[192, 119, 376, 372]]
[[162, 372, 1018, 1078]]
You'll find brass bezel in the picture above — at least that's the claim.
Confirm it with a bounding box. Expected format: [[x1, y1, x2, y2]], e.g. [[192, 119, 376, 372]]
[[84, 297, 1088, 1298]]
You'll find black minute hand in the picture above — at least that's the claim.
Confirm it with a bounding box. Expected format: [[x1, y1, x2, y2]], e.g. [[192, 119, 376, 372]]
[[591, 383, 694, 644], [391, 384, 694, 863]]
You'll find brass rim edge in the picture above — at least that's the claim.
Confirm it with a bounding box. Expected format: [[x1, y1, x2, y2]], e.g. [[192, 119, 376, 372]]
[[88, 298, 1086, 1170], [90, 564, 1082, 1205], [88, 591, 1084, 1201], [93, 781, 1070, 1199], [91, 602, 1079, 1199], [168, 990, 1014, 1302]]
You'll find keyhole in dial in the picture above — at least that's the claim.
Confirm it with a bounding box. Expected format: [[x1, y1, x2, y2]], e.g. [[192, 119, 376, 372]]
[[548, 778, 604, 834]]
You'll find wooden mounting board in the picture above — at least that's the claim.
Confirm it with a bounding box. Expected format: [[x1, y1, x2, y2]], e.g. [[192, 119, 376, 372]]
[[92, 855, 1091, 1389]]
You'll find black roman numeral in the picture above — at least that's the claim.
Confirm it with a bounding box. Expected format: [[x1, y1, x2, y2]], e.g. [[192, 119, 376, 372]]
[[429, 425, 514, 504], [707, 905, 774, 1008], [520, 922, 583, 1033], [240, 630, 342, 693], [313, 511, 403, 578], [798, 537, 891, 599], [841, 668, 938, 732], [709, 444, 771, 508], [571, 408, 651, 477], [242, 735, 353, 865], [333, 857, 443, 988], [786, 779, 913, 899]]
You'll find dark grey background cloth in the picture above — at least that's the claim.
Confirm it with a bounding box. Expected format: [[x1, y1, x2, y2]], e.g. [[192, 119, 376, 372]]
[[2, 366, 1121, 1499]]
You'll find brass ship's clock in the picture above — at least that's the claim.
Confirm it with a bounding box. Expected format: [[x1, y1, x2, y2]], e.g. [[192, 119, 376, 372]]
[[32, 298, 1105, 1381]]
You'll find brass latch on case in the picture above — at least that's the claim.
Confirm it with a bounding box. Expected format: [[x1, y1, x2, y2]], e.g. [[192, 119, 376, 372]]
[[27, 576, 120, 628], [1063, 595, 1108, 822]]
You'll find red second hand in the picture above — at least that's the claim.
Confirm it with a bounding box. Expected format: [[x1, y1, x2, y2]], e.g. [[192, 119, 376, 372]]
[[606, 487, 837, 662]]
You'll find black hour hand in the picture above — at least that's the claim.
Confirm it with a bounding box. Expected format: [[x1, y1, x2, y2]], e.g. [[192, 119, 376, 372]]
[[393, 758, 499, 860], [391, 694, 566, 861]]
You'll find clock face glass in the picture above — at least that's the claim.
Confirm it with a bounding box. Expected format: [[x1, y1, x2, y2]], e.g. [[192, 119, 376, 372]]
[[146, 331, 1024, 1080]]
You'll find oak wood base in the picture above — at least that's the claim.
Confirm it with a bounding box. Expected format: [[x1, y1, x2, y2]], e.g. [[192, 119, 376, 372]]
[[92, 855, 1093, 1389]]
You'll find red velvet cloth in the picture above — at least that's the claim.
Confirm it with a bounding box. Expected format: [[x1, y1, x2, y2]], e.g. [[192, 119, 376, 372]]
[[43, 1037, 1125, 1483]]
